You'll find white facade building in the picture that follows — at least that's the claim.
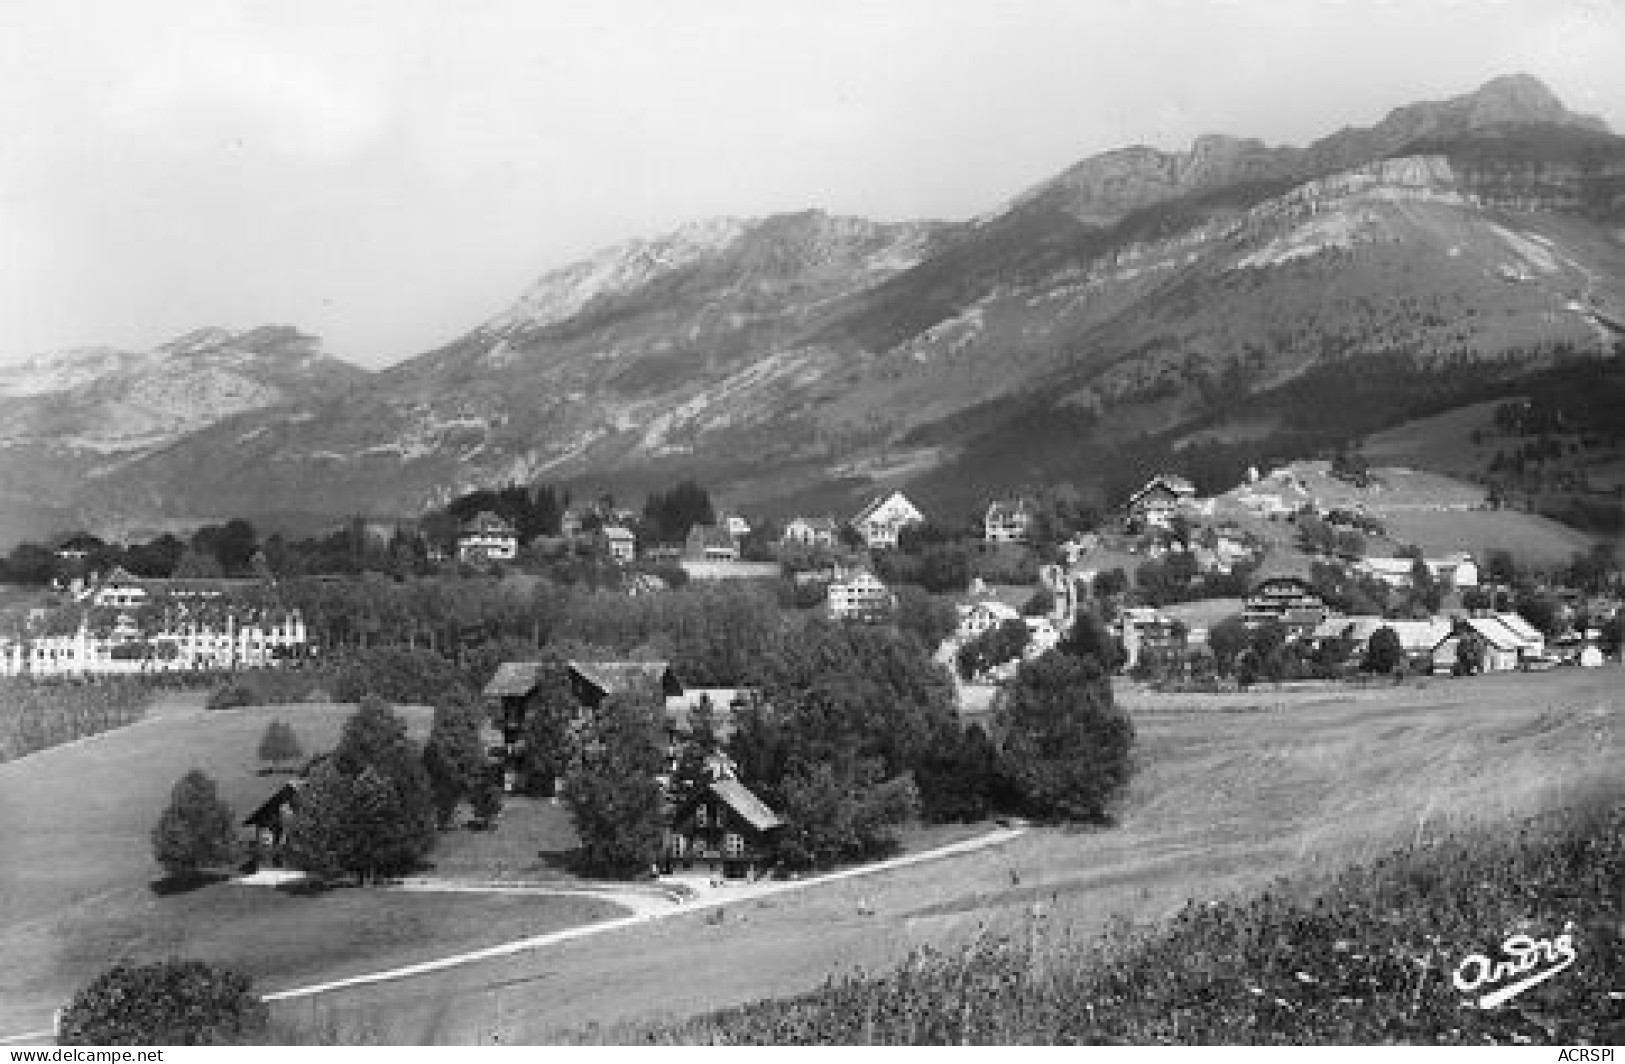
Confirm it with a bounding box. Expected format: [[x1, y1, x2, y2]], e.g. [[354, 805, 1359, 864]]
[[827, 572, 895, 620]]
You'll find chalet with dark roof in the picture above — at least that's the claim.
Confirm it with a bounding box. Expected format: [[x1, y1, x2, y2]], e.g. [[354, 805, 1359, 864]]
[[664, 776, 784, 879], [243, 779, 304, 869], [1243, 555, 1327, 630], [483, 659, 684, 791]]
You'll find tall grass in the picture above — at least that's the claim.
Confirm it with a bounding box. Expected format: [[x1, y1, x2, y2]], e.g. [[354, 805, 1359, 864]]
[[590, 788, 1623, 1045]]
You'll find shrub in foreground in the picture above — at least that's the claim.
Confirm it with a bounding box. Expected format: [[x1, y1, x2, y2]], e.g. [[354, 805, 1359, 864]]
[[59, 960, 268, 1045]]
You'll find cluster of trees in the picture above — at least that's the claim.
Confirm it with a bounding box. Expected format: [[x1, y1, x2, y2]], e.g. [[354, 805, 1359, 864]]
[[151, 697, 482, 888], [545, 607, 1136, 877], [1205, 616, 1377, 685], [281, 698, 439, 883]]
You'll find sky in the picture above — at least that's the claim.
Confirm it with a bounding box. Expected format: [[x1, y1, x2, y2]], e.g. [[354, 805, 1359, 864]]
[[1, 0, 1622, 368]]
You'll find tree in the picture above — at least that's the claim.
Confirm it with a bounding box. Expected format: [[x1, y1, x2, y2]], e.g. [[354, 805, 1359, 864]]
[[423, 701, 489, 827], [1364, 626, 1404, 674], [1207, 615, 1250, 676], [562, 692, 668, 877], [470, 777, 504, 827], [282, 759, 359, 880], [641, 479, 716, 545], [256, 720, 303, 771], [1515, 593, 1562, 639], [914, 722, 1006, 823], [58, 960, 267, 1045], [892, 584, 959, 651], [333, 696, 436, 862], [993, 651, 1135, 821], [1091, 567, 1129, 599], [1060, 610, 1125, 672], [151, 770, 238, 880], [778, 760, 920, 870], [1454, 631, 1485, 676], [518, 667, 581, 796], [1486, 549, 1518, 587], [284, 698, 436, 881], [171, 547, 225, 579]]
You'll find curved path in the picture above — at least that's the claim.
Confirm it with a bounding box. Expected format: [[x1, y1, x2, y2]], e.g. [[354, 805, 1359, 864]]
[[260, 827, 1024, 1004]]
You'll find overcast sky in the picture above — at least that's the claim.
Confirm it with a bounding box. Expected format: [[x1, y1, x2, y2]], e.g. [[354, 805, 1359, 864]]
[[2, 0, 1621, 368]]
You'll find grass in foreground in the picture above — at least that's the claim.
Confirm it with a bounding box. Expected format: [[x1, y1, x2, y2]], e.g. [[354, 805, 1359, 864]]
[[603, 790, 1623, 1045]]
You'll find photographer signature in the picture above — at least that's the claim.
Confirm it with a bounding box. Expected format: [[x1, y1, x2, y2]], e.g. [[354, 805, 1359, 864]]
[[1452, 929, 1577, 1009]]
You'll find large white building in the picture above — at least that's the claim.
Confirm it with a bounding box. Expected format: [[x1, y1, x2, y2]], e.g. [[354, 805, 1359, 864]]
[[0, 611, 308, 678], [827, 571, 895, 621]]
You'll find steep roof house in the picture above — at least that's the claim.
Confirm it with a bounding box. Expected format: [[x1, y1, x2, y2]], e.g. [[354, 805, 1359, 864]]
[[782, 516, 840, 548], [1243, 555, 1328, 631], [1126, 474, 1197, 528], [664, 777, 784, 880], [850, 491, 925, 550], [984, 499, 1036, 544], [483, 659, 684, 791], [243, 779, 304, 869]]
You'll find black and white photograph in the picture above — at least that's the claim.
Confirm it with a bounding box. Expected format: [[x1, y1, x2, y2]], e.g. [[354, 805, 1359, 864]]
[[0, 0, 1621, 1049]]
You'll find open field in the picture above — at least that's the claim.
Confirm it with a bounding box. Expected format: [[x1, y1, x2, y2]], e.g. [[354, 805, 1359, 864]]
[[0, 699, 629, 1033], [260, 667, 1618, 1044]]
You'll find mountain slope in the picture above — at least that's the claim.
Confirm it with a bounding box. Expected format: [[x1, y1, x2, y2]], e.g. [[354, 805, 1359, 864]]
[[0, 327, 368, 542], [15, 74, 1625, 542]]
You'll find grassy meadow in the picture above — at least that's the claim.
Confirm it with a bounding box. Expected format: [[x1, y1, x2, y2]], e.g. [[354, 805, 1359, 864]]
[[267, 666, 1619, 1044], [0, 699, 625, 1034]]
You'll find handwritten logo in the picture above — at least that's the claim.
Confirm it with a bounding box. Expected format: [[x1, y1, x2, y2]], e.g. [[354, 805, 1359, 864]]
[[1452, 929, 1576, 1009]]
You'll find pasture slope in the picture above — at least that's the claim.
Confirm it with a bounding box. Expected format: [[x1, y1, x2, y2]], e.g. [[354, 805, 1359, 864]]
[[1, 670, 1617, 1044], [0, 699, 627, 1036], [278, 668, 1618, 1045]]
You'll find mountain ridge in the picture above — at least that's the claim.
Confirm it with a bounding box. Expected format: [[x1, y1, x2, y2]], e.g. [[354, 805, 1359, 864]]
[[6, 73, 1624, 545]]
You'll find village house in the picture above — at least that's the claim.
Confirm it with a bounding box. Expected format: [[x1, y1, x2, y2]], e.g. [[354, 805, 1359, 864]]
[[684, 523, 740, 562], [601, 524, 636, 563], [781, 516, 839, 549], [1358, 552, 1479, 590], [718, 512, 752, 540], [827, 570, 895, 621], [457, 511, 519, 563], [1436, 617, 1519, 673], [482, 659, 685, 791], [957, 599, 1022, 641], [1117, 606, 1188, 669], [1024, 615, 1062, 658], [850, 491, 925, 550], [663, 775, 784, 880], [1310, 616, 1454, 670], [983, 499, 1036, 544], [1125, 474, 1197, 529], [1243, 556, 1328, 632], [242, 779, 304, 869]]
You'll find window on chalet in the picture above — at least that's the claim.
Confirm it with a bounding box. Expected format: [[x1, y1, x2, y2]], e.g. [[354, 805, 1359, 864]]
[[723, 832, 744, 858], [694, 805, 708, 828]]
